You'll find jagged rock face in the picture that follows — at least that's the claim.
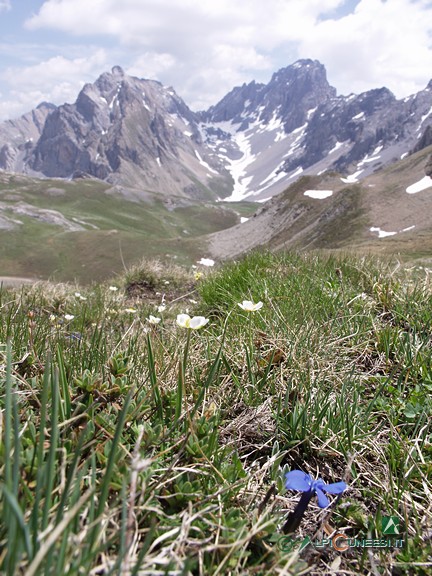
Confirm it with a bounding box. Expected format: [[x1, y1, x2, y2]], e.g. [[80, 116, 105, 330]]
[[28, 67, 228, 198], [200, 61, 432, 200], [414, 125, 432, 153], [0, 102, 56, 172], [203, 59, 335, 133], [263, 60, 337, 133], [282, 87, 403, 173]]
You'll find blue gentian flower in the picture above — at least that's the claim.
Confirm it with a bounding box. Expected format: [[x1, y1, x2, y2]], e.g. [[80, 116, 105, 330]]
[[281, 470, 347, 534], [285, 470, 347, 508]]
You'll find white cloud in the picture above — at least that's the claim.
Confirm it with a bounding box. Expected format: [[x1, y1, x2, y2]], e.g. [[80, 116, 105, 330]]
[[2, 50, 107, 89], [0, 0, 430, 120], [22, 0, 351, 109], [299, 0, 432, 96], [0, 50, 109, 120], [0, 0, 11, 13]]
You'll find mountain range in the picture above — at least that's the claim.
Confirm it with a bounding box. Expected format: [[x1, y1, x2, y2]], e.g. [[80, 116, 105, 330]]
[[1, 60, 432, 283], [1, 59, 432, 203]]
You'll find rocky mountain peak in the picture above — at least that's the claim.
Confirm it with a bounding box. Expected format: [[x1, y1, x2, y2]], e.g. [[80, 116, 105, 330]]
[[269, 59, 331, 86], [19, 67, 227, 198], [111, 65, 125, 78], [262, 59, 336, 131], [202, 59, 336, 134]]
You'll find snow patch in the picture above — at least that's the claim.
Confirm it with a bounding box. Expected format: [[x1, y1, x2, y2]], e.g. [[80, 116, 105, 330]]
[[197, 258, 215, 267], [257, 166, 286, 189], [416, 105, 432, 131], [329, 141, 344, 154], [240, 217, 249, 223], [370, 224, 416, 238], [406, 176, 432, 194], [370, 227, 397, 238], [223, 130, 258, 201], [275, 130, 286, 142], [304, 190, 333, 199], [341, 169, 364, 183], [292, 122, 308, 135], [288, 166, 303, 179], [265, 112, 284, 132], [194, 150, 218, 175]]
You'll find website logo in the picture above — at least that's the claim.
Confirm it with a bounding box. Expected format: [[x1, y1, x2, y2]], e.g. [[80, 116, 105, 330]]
[[381, 516, 400, 536]]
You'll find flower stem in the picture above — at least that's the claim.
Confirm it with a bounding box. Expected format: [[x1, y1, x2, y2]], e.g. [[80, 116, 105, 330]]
[[175, 330, 191, 423], [183, 330, 191, 370], [281, 490, 314, 534]]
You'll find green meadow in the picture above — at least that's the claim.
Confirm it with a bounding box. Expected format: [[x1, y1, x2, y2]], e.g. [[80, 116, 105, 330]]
[[1, 251, 431, 574], [0, 174, 257, 283]]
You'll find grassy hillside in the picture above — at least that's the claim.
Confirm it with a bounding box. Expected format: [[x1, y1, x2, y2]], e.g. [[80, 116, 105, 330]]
[[1, 252, 431, 574], [0, 173, 257, 283]]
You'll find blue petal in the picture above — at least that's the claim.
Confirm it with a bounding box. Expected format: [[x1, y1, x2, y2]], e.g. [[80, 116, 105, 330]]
[[315, 487, 330, 508], [285, 470, 312, 492], [322, 481, 347, 495]]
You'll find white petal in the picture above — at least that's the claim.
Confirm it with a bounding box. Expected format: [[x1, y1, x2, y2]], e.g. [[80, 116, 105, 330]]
[[189, 316, 209, 329], [176, 314, 191, 328]]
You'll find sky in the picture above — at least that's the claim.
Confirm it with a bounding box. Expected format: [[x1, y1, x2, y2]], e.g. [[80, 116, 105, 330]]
[[1, 0, 432, 121]]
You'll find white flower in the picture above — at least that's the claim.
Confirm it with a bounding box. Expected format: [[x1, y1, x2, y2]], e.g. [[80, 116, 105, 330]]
[[164, 280, 170, 285], [238, 300, 263, 312], [49, 314, 56, 323], [75, 292, 87, 301], [109, 286, 118, 292], [157, 305, 166, 313], [124, 308, 137, 314], [176, 314, 209, 330], [147, 315, 161, 324], [64, 314, 75, 321]]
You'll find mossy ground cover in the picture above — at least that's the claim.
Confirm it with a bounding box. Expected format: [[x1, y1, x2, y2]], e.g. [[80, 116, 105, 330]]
[[0, 251, 431, 575]]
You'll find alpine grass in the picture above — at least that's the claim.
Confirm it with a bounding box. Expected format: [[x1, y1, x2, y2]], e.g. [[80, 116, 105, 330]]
[[0, 251, 431, 575]]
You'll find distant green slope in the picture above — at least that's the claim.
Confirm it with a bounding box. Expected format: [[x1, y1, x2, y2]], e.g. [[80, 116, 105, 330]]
[[0, 173, 258, 283]]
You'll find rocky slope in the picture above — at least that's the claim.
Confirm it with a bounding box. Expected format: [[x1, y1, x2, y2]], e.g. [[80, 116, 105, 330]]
[[0, 102, 56, 173], [206, 144, 432, 259]]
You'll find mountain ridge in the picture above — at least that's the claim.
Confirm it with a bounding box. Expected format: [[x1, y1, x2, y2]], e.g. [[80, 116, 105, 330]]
[[1, 59, 432, 202]]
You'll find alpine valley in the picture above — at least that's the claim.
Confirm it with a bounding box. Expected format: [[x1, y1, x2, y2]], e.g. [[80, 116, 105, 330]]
[[1, 59, 432, 282]]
